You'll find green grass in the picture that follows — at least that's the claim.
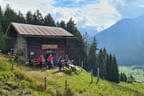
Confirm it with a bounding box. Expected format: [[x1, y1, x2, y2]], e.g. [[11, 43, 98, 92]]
[[0, 55, 144, 96], [119, 66, 144, 81]]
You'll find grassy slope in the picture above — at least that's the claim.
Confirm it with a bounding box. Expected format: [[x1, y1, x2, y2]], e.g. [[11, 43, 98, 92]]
[[0, 55, 144, 96]]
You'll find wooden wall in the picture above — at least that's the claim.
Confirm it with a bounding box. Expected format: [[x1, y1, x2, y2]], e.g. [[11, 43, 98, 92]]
[[26, 37, 66, 60]]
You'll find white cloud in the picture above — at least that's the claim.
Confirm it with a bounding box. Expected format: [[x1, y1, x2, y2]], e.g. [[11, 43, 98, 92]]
[[0, 0, 122, 31], [0, 0, 54, 13], [74, 0, 85, 3]]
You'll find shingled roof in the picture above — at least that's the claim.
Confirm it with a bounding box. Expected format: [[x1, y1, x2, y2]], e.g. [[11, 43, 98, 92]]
[[7, 23, 74, 37]]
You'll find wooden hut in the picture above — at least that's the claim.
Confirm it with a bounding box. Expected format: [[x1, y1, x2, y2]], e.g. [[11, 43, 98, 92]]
[[6, 22, 74, 61]]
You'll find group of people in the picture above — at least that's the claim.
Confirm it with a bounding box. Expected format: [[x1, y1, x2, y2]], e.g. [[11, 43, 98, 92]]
[[37, 54, 74, 70]]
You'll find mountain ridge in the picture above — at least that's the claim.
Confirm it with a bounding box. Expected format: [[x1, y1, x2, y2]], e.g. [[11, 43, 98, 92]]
[[96, 15, 144, 65]]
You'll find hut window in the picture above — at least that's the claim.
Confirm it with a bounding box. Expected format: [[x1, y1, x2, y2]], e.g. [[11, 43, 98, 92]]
[[41, 44, 58, 49]]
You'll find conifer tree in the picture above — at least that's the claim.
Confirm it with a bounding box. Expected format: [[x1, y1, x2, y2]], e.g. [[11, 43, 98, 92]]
[[120, 72, 127, 82], [56, 21, 60, 27], [17, 11, 25, 23], [26, 11, 33, 24], [66, 18, 85, 64], [106, 54, 119, 83], [83, 32, 90, 69], [0, 6, 3, 24], [44, 13, 55, 26], [97, 49, 107, 78], [0, 24, 5, 51], [3, 4, 18, 33], [102, 48, 107, 78], [32, 10, 43, 25], [112, 56, 120, 83], [60, 20, 66, 29], [106, 54, 112, 81], [87, 36, 97, 74]]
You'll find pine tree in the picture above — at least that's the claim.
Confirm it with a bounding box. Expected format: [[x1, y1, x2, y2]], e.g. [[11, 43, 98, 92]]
[[102, 48, 107, 78], [0, 6, 3, 24], [60, 20, 66, 29], [17, 11, 25, 23], [3, 4, 18, 33], [106, 54, 112, 81], [67, 18, 75, 35], [106, 54, 119, 83], [32, 10, 43, 25], [112, 56, 120, 83], [87, 36, 97, 75], [66, 18, 85, 64], [44, 13, 55, 26], [83, 32, 89, 56], [56, 21, 60, 27], [26, 11, 33, 24], [83, 32, 90, 69], [97, 49, 107, 78], [0, 24, 5, 51], [120, 73, 127, 82]]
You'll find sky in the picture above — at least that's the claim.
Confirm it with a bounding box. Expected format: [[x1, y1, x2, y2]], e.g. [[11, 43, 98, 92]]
[[0, 0, 144, 32]]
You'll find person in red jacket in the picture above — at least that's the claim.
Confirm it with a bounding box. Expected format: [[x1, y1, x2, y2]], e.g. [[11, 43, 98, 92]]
[[38, 55, 43, 69], [47, 54, 53, 69]]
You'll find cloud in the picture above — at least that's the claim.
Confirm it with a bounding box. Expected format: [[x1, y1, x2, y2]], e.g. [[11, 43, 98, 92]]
[[0, 0, 54, 13], [110, 0, 144, 18], [74, 0, 85, 3], [0, 0, 122, 31]]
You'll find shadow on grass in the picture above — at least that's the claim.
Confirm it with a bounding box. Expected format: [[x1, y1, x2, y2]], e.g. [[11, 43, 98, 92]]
[[52, 70, 73, 76], [52, 70, 64, 74]]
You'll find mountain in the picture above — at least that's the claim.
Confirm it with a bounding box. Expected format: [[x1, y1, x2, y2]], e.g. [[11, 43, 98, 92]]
[[96, 16, 144, 66]]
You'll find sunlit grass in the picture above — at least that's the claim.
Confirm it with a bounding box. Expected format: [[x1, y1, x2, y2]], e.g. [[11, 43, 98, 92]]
[[0, 55, 144, 96]]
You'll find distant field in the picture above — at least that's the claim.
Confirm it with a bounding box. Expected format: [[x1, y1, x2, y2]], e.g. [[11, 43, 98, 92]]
[[119, 66, 144, 81]]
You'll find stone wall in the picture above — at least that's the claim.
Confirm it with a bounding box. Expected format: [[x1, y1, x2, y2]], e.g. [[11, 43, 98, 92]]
[[15, 35, 27, 61]]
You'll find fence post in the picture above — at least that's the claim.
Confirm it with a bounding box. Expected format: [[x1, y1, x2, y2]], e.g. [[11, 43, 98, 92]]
[[96, 67, 100, 84], [44, 77, 47, 90], [0, 50, 2, 56], [97, 67, 100, 79], [11, 58, 14, 70], [81, 61, 83, 68], [91, 69, 93, 83], [65, 80, 67, 90]]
